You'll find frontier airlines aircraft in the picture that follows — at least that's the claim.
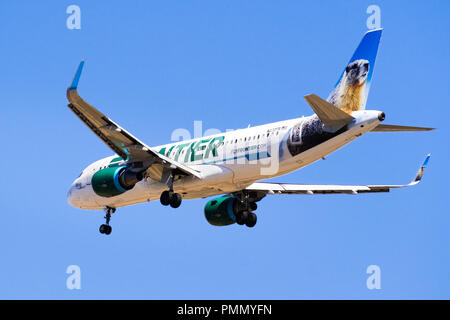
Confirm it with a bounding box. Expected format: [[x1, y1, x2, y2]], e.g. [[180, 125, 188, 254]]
[[67, 29, 433, 235]]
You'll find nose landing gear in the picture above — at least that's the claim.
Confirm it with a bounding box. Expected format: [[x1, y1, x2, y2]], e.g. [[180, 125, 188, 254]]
[[99, 206, 115, 235]]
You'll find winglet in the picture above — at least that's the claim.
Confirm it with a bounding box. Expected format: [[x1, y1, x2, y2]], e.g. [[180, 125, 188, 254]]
[[410, 154, 431, 185], [69, 59, 85, 90]]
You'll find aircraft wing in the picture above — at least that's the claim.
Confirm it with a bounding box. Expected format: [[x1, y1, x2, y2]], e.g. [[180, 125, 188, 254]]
[[66, 60, 201, 179], [245, 154, 430, 196]]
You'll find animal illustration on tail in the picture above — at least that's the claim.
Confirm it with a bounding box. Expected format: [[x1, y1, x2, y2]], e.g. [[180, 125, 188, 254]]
[[328, 59, 369, 113], [327, 28, 382, 114]]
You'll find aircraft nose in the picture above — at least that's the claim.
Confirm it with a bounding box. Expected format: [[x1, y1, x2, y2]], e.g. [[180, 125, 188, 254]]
[[67, 183, 79, 208]]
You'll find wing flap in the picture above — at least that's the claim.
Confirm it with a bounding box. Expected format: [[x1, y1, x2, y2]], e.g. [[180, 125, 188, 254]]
[[246, 182, 370, 195]]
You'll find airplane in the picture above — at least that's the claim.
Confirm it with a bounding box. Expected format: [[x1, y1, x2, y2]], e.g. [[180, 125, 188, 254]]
[[66, 29, 433, 235]]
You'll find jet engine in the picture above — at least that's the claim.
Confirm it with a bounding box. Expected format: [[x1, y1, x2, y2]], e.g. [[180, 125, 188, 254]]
[[91, 166, 143, 198], [204, 195, 241, 226]]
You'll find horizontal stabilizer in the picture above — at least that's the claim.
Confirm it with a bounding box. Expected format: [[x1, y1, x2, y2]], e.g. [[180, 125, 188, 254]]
[[371, 124, 435, 132], [304, 94, 354, 132]]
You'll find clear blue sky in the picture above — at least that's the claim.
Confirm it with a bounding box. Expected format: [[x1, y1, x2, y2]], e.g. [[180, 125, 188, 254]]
[[1, 1, 448, 299]]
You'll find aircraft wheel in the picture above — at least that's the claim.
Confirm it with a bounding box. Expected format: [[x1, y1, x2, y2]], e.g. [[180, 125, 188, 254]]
[[160, 190, 172, 206], [249, 202, 257, 211], [169, 193, 182, 208], [236, 211, 249, 225], [99, 224, 112, 235], [245, 213, 257, 228], [235, 212, 244, 225]]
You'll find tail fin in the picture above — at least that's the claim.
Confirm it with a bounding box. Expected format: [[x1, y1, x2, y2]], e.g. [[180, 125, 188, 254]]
[[327, 29, 382, 114]]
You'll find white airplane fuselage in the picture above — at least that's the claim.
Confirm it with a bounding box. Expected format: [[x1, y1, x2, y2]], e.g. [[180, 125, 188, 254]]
[[68, 110, 383, 210]]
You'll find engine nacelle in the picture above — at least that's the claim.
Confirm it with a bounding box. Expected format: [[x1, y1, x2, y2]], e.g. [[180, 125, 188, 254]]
[[204, 195, 241, 226], [92, 166, 143, 198]]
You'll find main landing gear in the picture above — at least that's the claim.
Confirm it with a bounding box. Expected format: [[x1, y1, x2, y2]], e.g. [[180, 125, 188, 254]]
[[159, 170, 182, 208], [236, 210, 257, 228], [160, 190, 182, 208], [235, 192, 258, 228], [99, 206, 115, 235]]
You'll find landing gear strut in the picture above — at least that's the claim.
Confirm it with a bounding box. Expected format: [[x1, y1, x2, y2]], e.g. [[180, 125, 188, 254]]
[[159, 171, 182, 208], [235, 192, 258, 228], [99, 206, 115, 235]]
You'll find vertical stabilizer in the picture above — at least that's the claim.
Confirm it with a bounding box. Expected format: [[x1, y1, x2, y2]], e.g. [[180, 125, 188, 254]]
[[327, 29, 382, 114]]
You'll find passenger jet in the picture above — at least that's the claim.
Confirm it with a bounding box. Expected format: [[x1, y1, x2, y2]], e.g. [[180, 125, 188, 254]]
[[66, 29, 433, 235]]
